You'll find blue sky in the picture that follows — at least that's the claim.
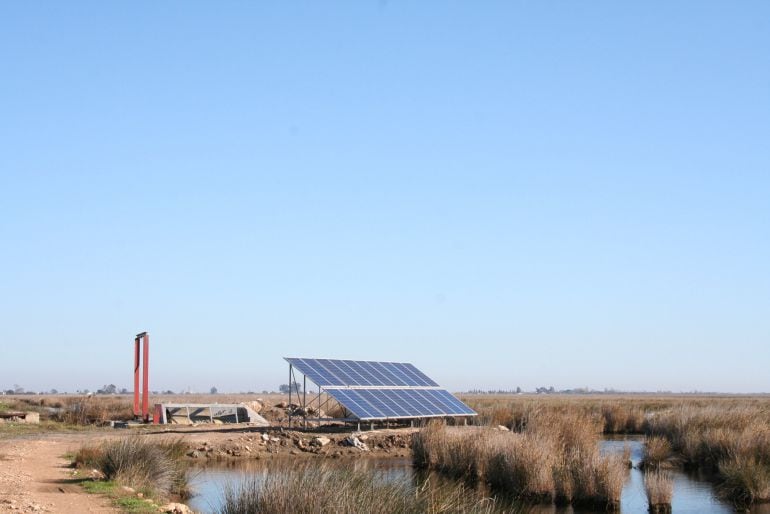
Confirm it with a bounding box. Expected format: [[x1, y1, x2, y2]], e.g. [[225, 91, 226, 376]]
[[1, 2, 768, 393]]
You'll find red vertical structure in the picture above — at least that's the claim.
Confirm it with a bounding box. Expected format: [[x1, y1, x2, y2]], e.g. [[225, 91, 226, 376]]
[[133, 336, 141, 416], [133, 332, 150, 422]]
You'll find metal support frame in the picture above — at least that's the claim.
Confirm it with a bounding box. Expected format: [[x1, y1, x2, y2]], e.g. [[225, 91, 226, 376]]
[[287, 363, 349, 429], [303, 375, 307, 429], [288, 364, 292, 428], [133, 332, 150, 422]]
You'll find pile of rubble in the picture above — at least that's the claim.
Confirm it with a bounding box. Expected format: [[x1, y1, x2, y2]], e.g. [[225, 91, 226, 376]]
[[184, 430, 413, 459]]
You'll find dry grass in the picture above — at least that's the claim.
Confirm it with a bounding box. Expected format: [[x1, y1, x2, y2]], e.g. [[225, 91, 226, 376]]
[[462, 394, 770, 506], [55, 397, 135, 425], [75, 436, 189, 500], [644, 470, 673, 513], [217, 463, 497, 514], [645, 403, 770, 505], [462, 395, 668, 434], [642, 436, 672, 470], [719, 453, 770, 506], [413, 411, 626, 509]]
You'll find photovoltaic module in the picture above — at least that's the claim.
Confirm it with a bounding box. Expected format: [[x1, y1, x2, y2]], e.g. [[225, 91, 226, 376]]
[[285, 357, 477, 420]]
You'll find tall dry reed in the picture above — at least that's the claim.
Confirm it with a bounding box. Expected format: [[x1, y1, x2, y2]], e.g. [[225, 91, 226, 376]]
[[646, 403, 770, 505], [413, 410, 626, 509], [644, 470, 673, 513], [217, 463, 497, 514], [642, 436, 672, 469]]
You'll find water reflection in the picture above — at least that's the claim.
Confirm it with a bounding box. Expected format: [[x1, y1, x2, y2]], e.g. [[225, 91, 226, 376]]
[[187, 438, 764, 513]]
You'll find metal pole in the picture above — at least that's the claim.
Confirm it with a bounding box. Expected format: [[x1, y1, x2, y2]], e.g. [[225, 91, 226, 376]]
[[133, 337, 140, 417], [303, 375, 307, 429], [142, 334, 150, 422], [288, 364, 292, 428]]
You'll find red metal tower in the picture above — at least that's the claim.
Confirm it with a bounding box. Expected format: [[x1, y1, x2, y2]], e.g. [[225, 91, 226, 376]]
[[133, 332, 150, 422]]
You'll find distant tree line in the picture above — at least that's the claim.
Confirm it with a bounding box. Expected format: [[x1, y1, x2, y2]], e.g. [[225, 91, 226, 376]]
[[461, 387, 683, 395]]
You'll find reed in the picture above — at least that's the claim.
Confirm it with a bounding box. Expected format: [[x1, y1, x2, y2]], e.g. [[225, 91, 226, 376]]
[[642, 436, 672, 470], [644, 470, 673, 513], [645, 403, 770, 504], [462, 395, 665, 434], [217, 463, 497, 514], [413, 410, 626, 509], [719, 453, 770, 506], [75, 436, 189, 499]]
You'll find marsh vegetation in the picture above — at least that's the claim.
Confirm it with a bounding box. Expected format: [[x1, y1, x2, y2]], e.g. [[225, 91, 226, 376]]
[[413, 413, 625, 509], [463, 395, 770, 508], [216, 464, 496, 514], [75, 436, 190, 501]]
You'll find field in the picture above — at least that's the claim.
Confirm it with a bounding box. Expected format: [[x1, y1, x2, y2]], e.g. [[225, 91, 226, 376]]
[[2, 393, 769, 512]]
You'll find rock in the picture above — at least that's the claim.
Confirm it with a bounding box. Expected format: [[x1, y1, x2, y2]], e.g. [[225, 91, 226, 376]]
[[245, 400, 263, 413], [312, 436, 331, 447], [121, 486, 135, 493], [161, 502, 194, 514], [22, 412, 40, 424], [343, 436, 369, 451], [496, 425, 510, 431], [213, 419, 223, 425], [276, 401, 287, 408], [261, 433, 270, 441], [186, 450, 201, 458]]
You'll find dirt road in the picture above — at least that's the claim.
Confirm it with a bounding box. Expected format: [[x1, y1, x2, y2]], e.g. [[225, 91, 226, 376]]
[[0, 435, 117, 513]]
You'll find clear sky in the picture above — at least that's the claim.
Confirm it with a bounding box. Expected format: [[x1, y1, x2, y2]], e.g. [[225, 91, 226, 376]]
[[1, 2, 768, 394]]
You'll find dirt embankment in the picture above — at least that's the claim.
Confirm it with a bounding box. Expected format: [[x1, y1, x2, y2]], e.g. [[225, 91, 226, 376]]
[[176, 427, 415, 460]]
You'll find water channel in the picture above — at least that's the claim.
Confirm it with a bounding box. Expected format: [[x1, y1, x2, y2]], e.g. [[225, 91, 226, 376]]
[[187, 437, 769, 513]]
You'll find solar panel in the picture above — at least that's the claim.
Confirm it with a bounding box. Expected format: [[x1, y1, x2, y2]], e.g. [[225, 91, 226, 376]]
[[285, 357, 476, 420], [285, 358, 439, 388]]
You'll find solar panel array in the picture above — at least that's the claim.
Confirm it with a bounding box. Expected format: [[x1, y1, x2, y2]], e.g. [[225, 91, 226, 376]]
[[284, 358, 439, 387], [324, 388, 476, 419], [285, 357, 476, 420]]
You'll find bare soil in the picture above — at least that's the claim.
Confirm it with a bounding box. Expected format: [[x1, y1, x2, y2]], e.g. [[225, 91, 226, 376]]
[[0, 434, 117, 513]]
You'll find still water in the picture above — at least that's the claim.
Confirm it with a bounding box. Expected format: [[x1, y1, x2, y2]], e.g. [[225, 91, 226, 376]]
[[187, 438, 767, 513]]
